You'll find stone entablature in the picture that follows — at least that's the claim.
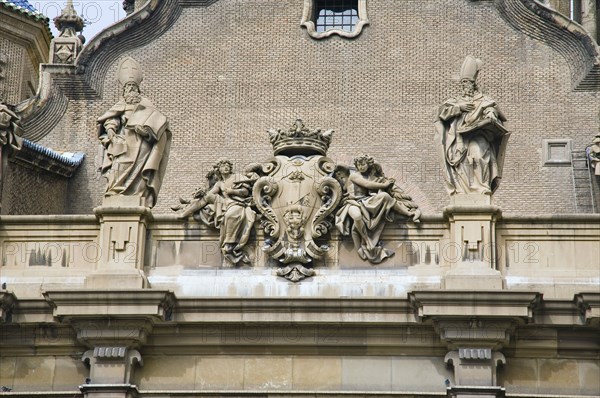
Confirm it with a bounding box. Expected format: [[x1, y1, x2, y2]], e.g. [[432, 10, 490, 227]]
[[0, 289, 598, 396], [1, 213, 598, 298]]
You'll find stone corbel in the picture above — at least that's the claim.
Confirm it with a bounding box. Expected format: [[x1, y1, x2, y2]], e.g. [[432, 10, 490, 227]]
[[410, 291, 540, 393], [575, 292, 600, 327], [444, 348, 506, 386], [43, 290, 175, 347], [82, 346, 143, 385]]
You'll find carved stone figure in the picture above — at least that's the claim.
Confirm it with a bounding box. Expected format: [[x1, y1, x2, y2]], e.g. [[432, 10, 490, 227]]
[[173, 120, 424, 278], [334, 155, 420, 264], [435, 56, 509, 196], [173, 160, 257, 266], [98, 57, 171, 208], [0, 102, 23, 209], [589, 133, 600, 176]]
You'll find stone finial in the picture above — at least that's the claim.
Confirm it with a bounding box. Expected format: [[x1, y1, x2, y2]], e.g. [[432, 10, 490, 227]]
[[49, 0, 85, 64], [54, 0, 84, 37]]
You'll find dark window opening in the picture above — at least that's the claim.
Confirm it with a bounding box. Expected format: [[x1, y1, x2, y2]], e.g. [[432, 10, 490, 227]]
[[314, 0, 359, 33]]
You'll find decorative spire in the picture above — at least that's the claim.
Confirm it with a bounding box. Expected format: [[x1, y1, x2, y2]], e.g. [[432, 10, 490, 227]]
[[53, 0, 84, 37], [49, 0, 85, 64]]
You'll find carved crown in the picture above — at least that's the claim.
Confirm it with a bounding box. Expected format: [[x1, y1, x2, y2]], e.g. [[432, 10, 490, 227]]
[[268, 119, 333, 156]]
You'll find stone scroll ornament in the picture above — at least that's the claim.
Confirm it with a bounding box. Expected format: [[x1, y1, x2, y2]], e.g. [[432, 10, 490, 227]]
[[434, 56, 510, 196], [97, 57, 171, 208]]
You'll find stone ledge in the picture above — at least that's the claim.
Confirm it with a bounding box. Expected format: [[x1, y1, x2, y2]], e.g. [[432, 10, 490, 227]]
[[43, 290, 175, 320]]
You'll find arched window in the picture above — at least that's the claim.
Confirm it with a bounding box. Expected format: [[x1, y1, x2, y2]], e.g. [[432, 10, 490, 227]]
[[301, 0, 369, 39]]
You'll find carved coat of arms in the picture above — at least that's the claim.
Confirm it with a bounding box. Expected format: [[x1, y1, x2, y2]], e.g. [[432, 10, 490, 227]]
[[173, 119, 420, 281], [252, 119, 342, 281]]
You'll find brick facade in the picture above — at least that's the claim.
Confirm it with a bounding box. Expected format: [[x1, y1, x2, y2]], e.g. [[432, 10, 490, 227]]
[[37, 0, 600, 215], [2, 162, 68, 214]]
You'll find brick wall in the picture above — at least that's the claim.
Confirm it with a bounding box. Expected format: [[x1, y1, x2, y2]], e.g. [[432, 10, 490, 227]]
[[2, 162, 68, 215], [0, 37, 25, 104], [39, 0, 600, 215]]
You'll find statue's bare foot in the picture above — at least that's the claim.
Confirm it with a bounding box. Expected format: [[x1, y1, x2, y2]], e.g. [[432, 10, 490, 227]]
[[411, 209, 421, 223], [177, 210, 192, 220]]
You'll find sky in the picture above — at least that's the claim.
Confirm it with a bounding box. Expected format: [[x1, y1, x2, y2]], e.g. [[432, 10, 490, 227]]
[[32, 0, 126, 40]]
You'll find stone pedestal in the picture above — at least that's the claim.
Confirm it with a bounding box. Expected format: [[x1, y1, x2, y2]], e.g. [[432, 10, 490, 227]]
[[87, 196, 152, 289], [443, 199, 503, 290]]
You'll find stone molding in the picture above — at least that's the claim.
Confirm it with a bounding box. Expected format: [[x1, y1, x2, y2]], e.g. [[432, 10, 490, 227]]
[[43, 290, 175, 320], [496, 0, 600, 91], [176, 297, 417, 324], [409, 291, 540, 320], [1, 291, 598, 359]]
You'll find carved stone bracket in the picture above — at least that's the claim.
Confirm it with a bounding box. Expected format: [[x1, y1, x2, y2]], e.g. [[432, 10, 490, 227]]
[[82, 346, 142, 386], [43, 290, 174, 397], [43, 290, 175, 346], [445, 348, 506, 387], [410, 290, 540, 390], [576, 292, 600, 327], [276, 264, 316, 282]]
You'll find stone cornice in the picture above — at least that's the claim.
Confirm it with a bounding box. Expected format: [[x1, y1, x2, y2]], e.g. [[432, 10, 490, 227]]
[[176, 297, 417, 324], [496, 0, 600, 91], [409, 291, 541, 320]]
